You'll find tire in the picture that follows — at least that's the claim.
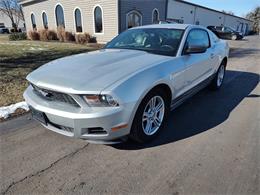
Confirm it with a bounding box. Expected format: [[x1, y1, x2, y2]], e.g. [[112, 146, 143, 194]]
[[210, 62, 226, 90], [129, 88, 170, 143], [231, 35, 237, 40]]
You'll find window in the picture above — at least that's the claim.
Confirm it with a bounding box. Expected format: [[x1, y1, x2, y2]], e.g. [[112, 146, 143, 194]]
[[94, 6, 103, 33], [105, 28, 184, 57], [209, 30, 219, 43], [42, 12, 48, 29], [185, 29, 210, 48], [152, 9, 159, 24], [74, 8, 82, 32], [31, 13, 36, 30], [55, 4, 65, 27], [127, 10, 142, 29], [216, 26, 223, 31], [224, 27, 235, 33]]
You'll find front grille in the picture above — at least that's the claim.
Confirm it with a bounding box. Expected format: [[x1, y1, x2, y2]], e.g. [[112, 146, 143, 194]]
[[60, 126, 74, 133], [88, 127, 107, 135], [50, 122, 74, 133], [31, 84, 80, 107]]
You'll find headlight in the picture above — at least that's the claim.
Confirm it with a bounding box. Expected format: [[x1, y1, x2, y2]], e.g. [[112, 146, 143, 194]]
[[82, 94, 119, 107]]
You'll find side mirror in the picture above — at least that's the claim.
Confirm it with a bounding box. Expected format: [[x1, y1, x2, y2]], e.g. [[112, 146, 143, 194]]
[[184, 44, 207, 54]]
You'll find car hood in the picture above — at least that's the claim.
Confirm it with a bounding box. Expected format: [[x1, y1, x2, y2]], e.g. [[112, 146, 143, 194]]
[[27, 49, 170, 94]]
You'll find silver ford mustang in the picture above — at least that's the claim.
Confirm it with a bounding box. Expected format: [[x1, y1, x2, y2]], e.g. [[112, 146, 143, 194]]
[[24, 24, 229, 144]]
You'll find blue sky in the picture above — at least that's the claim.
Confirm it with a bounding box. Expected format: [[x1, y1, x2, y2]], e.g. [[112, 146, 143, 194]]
[[184, 0, 260, 17]]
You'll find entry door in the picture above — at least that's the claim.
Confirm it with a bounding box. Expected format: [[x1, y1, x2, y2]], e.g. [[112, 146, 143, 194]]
[[181, 29, 214, 91]]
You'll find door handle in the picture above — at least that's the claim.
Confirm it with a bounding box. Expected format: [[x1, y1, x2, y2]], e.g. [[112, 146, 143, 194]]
[[210, 53, 215, 59]]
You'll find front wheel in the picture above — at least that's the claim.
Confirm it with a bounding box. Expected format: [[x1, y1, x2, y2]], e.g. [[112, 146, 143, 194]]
[[210, 63, 226, 90], [129, 89, 170, 143]]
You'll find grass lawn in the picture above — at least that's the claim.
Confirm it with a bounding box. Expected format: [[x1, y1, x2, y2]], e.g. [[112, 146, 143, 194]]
[[0, 35, 102, 107]]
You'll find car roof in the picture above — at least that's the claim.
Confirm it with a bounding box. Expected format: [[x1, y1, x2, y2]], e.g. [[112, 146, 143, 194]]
[[131, 23, 198, 30]]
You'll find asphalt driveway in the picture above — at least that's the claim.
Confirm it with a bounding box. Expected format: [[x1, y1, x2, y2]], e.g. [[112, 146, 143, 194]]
[[0, 36, 259, 195]]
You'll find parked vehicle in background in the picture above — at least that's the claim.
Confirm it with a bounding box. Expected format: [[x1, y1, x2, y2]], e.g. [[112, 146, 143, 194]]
[[207, 26, 244, 40], [0, 24, 9, 34], [159, 20, 177, 24], [24, 24, 229, 144]]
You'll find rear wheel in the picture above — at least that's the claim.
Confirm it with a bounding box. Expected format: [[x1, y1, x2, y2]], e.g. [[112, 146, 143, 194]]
[[231, 34, 237, 40], [130, 89, 170, 143], [210, 62, 226, 90]]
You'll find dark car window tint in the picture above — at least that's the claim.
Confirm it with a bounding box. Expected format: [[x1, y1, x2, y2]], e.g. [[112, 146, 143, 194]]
[[224, 27, 233, 32], [216, 26, 222, 31], [186, 29, 210, 48]]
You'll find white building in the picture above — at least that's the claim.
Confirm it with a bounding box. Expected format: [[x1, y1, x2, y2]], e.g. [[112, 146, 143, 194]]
[[167, 0, 253, 35], [19, 0, 253, 43]]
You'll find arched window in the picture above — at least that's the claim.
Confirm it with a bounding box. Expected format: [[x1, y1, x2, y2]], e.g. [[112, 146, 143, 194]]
[[42, 12, 48, 29], [74, 8, 82, 32], [94, 6, 103, 33], [31, 13, 36, 30], [152, 9, 159, 24], [55, 4, 65, 27], [127, 10, 142, 29]]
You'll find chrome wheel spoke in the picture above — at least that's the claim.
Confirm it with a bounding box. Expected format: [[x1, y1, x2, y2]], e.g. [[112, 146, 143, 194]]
[[154, 117, 161, 127], [155, 102, 163, 113], [150, 97, 156, 109], [145, 120, 152, 133]]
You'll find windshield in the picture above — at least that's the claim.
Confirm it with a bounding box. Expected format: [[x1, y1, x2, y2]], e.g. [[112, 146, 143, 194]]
[[105, 28, 184, 56]]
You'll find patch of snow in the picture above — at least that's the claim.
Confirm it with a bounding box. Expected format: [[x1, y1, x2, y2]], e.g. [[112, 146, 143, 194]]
[[0, 101, 29, 119], [29, 47, 36, 51], [29, 47, 47, 51]]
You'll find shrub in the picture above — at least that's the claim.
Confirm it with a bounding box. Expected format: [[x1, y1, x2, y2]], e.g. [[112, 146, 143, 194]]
[[56, 26, 75, 42], [28, 30, 40, 40], [57, 26, 64, 41], [89, 36, 97, 43], [57, 26, 65, 42], [64, 31, 75, 42], [38, 29, 48, 41], [47, 30, 58, 40], [9, 32, 27, 41], [75, 33, 91, 44]]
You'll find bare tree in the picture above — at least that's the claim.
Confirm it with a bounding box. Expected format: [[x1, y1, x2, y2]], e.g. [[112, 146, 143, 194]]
[[246, 6, 260, 34], [0, 0, 24, 31], [222, 10, 235, 15]]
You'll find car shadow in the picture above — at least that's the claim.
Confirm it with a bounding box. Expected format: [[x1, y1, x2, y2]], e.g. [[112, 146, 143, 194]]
[[113, 70, 259, 150], [229, 48, 260, 58]]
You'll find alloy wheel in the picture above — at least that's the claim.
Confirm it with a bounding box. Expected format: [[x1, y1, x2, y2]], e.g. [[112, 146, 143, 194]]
[[217, 65, 225, 87], [142, 96, 165, 136]]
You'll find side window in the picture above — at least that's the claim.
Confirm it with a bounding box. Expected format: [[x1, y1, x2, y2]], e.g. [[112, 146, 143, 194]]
[[94, 6, 103, 33], [209, 30, 219, 43], [31, 13, 36, 30], [216, 26, 222, 31], [224, 27, 233, 33], [55, 5, 65, 28], [42, 12, 48, 29], [186, 29, 210, 48]]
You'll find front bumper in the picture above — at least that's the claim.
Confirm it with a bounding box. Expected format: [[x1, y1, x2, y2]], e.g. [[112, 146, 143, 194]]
[[23, 86, 132, 141]]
